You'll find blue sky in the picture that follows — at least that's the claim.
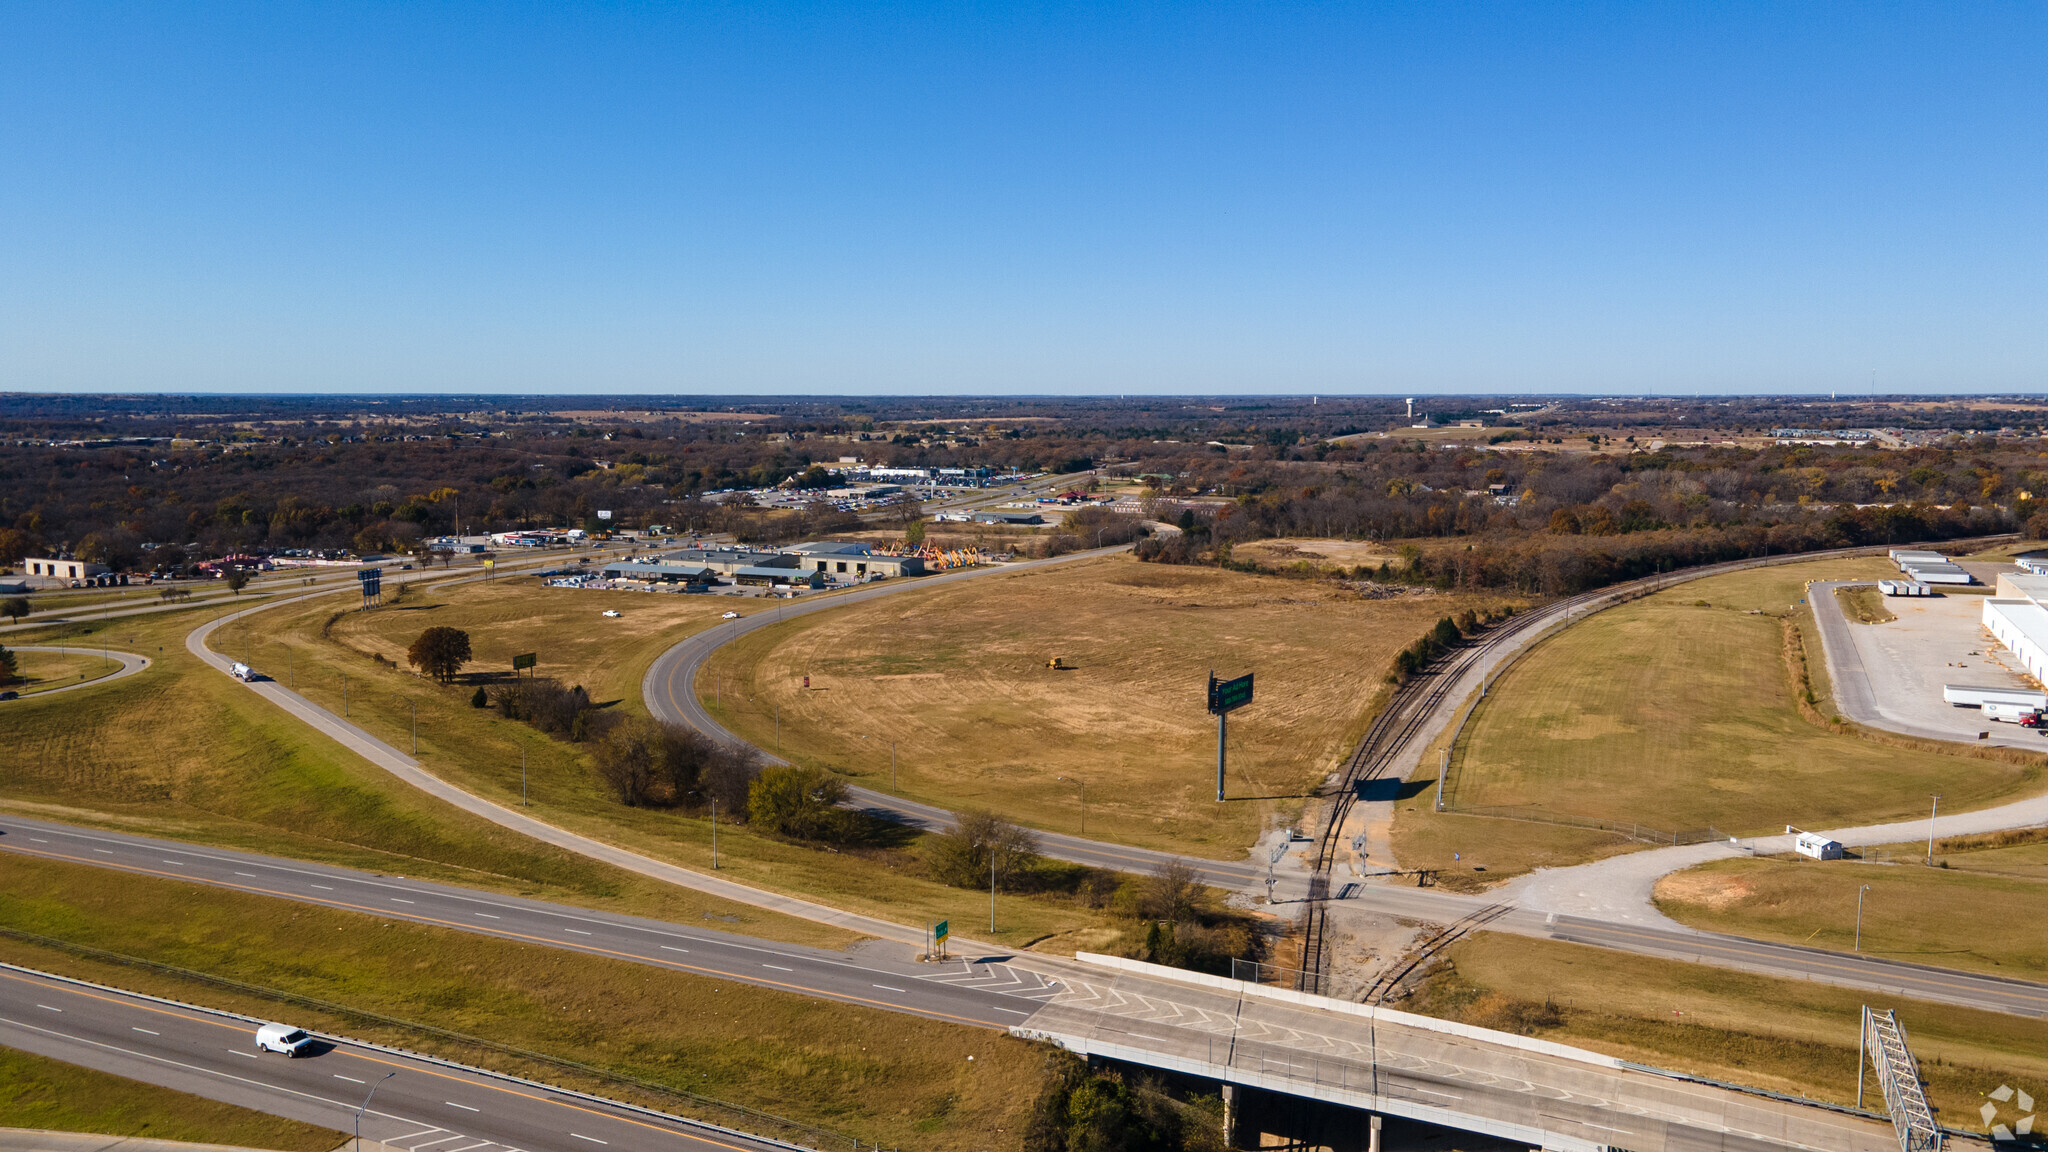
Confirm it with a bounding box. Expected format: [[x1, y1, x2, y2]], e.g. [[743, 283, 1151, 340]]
[[1, 2, 2042, 395]]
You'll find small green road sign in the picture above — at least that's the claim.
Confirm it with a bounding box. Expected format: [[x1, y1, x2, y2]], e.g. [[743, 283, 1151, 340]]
[[512, 653, 537, 671], [933, 920, 949, 944], [1207, 672, 1254, 715]]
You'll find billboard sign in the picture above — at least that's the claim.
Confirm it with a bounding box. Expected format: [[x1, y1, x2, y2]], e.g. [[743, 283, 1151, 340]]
[[512, 653, 538, 671], [1207, 672, 1254, 715], [596, 510, 613, 520]]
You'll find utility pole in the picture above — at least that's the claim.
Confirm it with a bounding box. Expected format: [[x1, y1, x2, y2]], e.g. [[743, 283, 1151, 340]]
[[711, 798, 720, 869], [990, 846, 997, 933], [1854, 884, 1871, 951], [520, 745, 527, 806], [355, 1071, 397, 1148], [891, 742, 897, 791], [343, 675, 349, 717], [1059, 775, 1085, 835], [1926, 794, 1941, 865], [408, 699, 417, 755], [775, 704, 780, 752]]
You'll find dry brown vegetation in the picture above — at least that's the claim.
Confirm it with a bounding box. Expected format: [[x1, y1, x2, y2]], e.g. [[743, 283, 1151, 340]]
[[704, 554, 1511, 857]]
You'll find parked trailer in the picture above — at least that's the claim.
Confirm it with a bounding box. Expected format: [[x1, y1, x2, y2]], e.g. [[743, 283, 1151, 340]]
[[1900, 563, 1972, 585], [1890, 548, 1948, 563], [1985, 700, 2045, 724], [1878, 579, 1934, 596], [1942, 684, 2048, 709]]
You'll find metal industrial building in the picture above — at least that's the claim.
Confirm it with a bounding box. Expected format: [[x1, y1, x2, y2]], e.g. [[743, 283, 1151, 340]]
[[781, 541, 925, 578], [1983, 571, 2048, 685]]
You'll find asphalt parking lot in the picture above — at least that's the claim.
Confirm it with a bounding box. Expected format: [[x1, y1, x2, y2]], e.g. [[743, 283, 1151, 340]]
[[1821, 583, 2048, 746]]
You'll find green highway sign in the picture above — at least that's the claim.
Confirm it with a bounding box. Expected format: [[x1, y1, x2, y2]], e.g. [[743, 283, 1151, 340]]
[[512, 653, 537, 671], [933, 920, 949, 943], [1207, 672, 1254, 715]]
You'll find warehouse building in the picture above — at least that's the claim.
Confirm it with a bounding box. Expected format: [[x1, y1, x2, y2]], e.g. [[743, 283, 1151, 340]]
[[22, 557, 112, 583], [782, 541, 925, 578], [658, 548, 800, 577], [600, 561, 719, 586]]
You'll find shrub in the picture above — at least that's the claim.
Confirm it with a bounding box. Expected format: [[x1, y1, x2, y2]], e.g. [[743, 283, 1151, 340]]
[[470, 685, 489, 708], [928, 809, 1041, 889], [407, 626, 472, 684], [746, 765, 859, 842], [591, 717, 758, 809]]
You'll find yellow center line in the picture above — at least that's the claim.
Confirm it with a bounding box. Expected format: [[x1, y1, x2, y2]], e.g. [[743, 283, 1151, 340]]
[[0, 843, 1009, 1028]]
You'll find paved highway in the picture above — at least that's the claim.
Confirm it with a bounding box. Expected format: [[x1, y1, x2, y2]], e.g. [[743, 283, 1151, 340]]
[[0, 814, 1915, 1152], [0, 964, 805, 1152]]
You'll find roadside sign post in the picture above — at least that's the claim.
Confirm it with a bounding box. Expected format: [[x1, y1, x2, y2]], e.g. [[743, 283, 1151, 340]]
[[932, 919, 949, 961], [513, 652, 537, 680], [1206, 671, 1254, 802]]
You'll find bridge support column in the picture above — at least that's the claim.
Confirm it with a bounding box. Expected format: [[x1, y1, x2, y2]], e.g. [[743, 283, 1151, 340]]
[[1221, 1084, 1240, 1148], [1367, 1113, 1381, 1152]]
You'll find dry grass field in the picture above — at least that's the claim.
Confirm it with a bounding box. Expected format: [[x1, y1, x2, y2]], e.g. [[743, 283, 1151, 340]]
[[0, 597, 855, 949], [703, 554, 1511, 858], [1656, 852, 2048, 979], [1230, 538, 1398, 570], [1416, 931, 2047, 1128], [0, 1046, 346, 1150], [1442, 557, 2038, 836], [219, 578, 1123, 950]]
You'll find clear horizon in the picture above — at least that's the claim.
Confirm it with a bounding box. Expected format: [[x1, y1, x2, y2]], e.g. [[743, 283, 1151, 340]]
[[3, 3, 2043, 396]]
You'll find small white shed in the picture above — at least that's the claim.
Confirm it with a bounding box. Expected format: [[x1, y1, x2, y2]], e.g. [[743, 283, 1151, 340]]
[[1794, 832, 1843, 860]]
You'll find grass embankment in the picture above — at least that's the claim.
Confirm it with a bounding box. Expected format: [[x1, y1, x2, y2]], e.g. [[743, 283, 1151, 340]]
[[0, 599, 852, 950], [0, 851, 1041, 1152], [217, 578, 1120, 951], [1430, 557, 2036, 847], [1656, 839, 2048, 980], [1835, 584, 1897, 625], [3, 649, 125, 696], [0, 1047, 345, 1151], [702, 554, 1510, 858], [1412, 932, 2045, 1138]]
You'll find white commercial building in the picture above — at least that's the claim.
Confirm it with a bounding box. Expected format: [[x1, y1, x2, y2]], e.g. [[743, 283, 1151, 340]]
[[1983, 596, 2048, 684]]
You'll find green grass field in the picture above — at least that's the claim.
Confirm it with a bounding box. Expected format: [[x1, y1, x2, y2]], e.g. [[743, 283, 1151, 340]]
[[0, 599, 857, 950], [702, 555, 1512, 858], [1445, 557, 2038, 835], [1416, 931, 2047, 1134], [1656, 849, 2048, 980], [213, 580, 1121, 952], [0, 851, 1044, 1152], [0, 1046, 345, 1150], [3, 649, 124, 695]]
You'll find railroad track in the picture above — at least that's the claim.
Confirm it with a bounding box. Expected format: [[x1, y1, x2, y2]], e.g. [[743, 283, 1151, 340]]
[[1290, 535, 2013, 993]]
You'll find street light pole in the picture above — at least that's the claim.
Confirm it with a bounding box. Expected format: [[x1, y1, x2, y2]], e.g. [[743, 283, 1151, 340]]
[[711, 798, 720, 869], [409, 699, 417, 754], [521, 745, 527, 806], [354, 1071, 397, 1149], [1854, 884, 1871, 952], [1059, 775, 1085, 835], [1926, 794, 1941, 865]]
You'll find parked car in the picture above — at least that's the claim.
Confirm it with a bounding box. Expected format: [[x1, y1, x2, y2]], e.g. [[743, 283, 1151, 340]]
[[0, 691, 18, 701], [601, 609, 621, 618], [254, 1022, 316, 1056], [722, 611, 741, 619]]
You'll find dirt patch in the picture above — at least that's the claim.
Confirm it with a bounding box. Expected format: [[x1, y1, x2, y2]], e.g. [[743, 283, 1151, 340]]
[[1834, 585, 1897, 625], [1234, 538, 1398, 568], [1654, 870, 1755, 910]]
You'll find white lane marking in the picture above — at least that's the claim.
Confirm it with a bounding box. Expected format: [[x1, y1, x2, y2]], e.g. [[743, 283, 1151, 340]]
[[93, 848, 113, 854], [35, 1004, 61, 1013], [387, 1129, 444, 1145], [162, 860, 185, 866], [230, 1048, 259, 1058], [408, 1135, 466, 1149], [994, 1008, 1031, 1015], [564, 929, 592, 936], [442, 1143, 494, 1152], [763, 964, 792, 971], [660, 945, 688, 953], [235, 871, 259, 877], [335, 1074, 365, 1083], [311, 884, 334, 890], [444, 1102, 480, 1112], [132, 1027, 159, 1035], [29, 837, 49, 843], [571, 1136, 608, 1145], [392, 898, 416, 904], [474, 913, 499, 919], [872, 985, 906, 992]]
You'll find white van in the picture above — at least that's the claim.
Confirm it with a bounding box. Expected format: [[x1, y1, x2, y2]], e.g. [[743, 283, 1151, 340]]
[[254, 1022, 316, 1056]]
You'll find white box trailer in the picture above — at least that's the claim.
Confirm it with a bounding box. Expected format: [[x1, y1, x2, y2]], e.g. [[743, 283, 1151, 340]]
[[1985, 700, 2045, 724], [1878, 579, 1933, 596], [2018, 557, 2048, 576], [1901, 563, 1972, 585], [1943, 684, 2048, 709], [1794, 832, 1843, 860], [1890, 549, 1947, 563]]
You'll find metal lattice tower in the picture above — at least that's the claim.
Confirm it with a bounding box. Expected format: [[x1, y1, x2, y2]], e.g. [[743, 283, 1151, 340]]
[[1863, 1007, 1943, 1152]]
